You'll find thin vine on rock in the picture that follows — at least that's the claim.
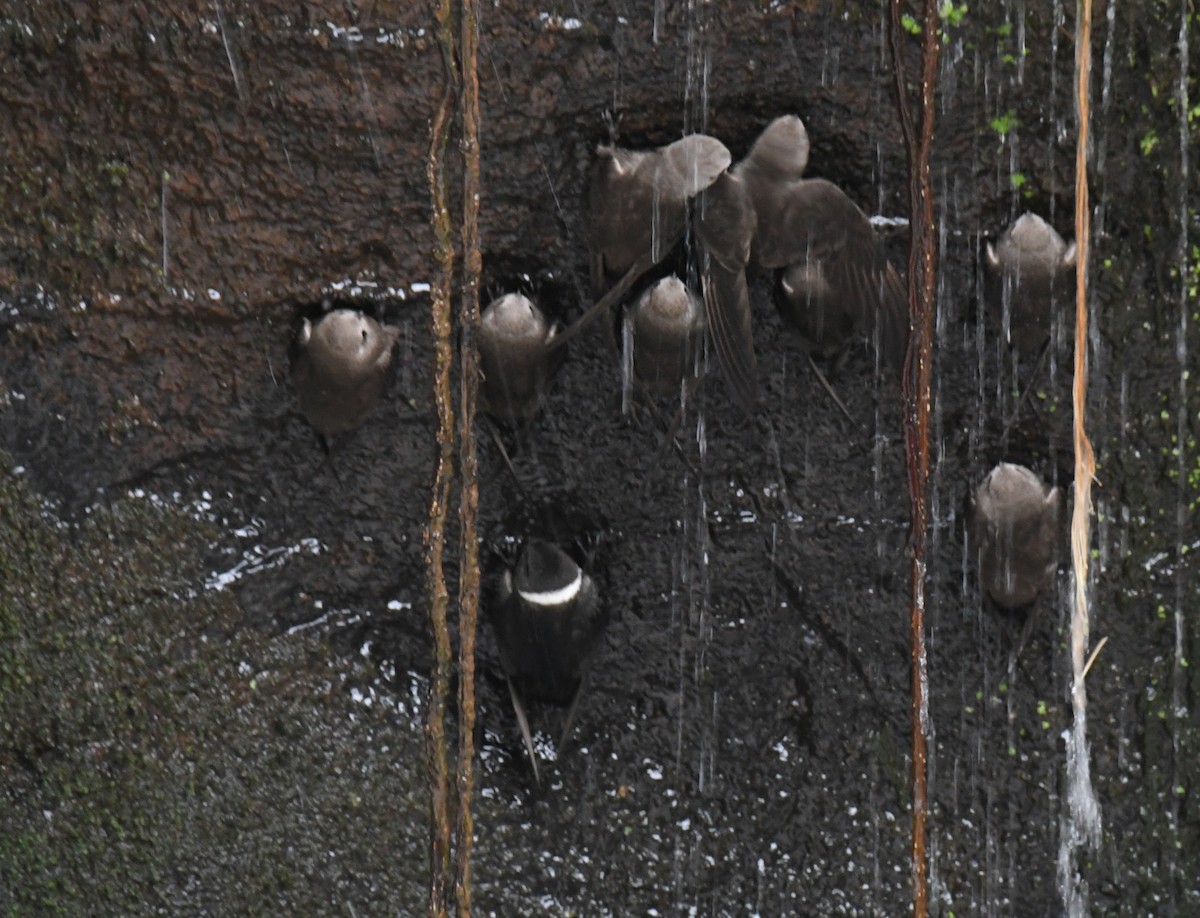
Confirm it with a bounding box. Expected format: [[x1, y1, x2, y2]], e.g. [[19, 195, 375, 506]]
[[454, 0, 483, 912], [425, 0, 459, 913], [888, 0, 941, 914]]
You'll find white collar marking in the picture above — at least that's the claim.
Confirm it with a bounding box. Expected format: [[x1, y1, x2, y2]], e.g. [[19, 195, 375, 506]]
[[518, 569, 583, 607]]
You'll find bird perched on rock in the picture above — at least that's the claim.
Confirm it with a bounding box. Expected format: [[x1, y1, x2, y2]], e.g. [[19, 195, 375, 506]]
[[478, 292, 562, 424], [970, 462, 1062, 610], [624, 275, 706, 397], [985, 213, 1076, 351], [588, 133, 731, 294], [732, 115, 908, 369], [291, 307, 397, 450], [489, 539, 608, 782]]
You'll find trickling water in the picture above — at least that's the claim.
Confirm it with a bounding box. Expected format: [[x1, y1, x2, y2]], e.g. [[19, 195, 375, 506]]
[[653, 0, 723, 864], [675, 0, 720, 845], [1094, 495, 1109, 573], [1006, 136, 1021, 218], [1099, 0, 1117, 115], [400, 319, 416, 395], [679, 0, 711, 138], [700, 689, 717, 793], [211, 0, 246, 103], [1048, 0, 1062, 227], [1170, 0, 1191, 904], [1093, 0, 1118, 235], [936, 186, 950, 345], [974, 232, 988, 442], [1014, 0, 1026, 85], [160, 171, 170, 282], [672, 491, 690, 772], [351, 52, 383, 171], [621, 314, 635, 415], [1058, 713, 1103, 917], [777, 353, 787, 423]]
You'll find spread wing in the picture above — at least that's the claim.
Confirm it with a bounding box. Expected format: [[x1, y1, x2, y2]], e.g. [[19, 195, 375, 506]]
[[760, 179, 907, 370], [660, 134, 732, 198], [695, 172, 759, 412]]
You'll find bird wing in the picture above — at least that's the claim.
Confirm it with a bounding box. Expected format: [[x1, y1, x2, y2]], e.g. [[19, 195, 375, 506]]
[[695, 172, 759, 411], [660, 134, 732, 198], [761, 179, 908, 370], [875, 261, 909, 370]]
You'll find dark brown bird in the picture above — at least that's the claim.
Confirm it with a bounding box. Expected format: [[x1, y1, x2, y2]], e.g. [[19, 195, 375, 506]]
[[732, 115, 908, 369], [588, 133, 731, 293], [478, 293, 560, 424], [489, 539, 608, 782], [986, 213, 1076, 351], [970, 462, 1062, 610], [291, 308, 397, 446], [624, 275, 706, 397]]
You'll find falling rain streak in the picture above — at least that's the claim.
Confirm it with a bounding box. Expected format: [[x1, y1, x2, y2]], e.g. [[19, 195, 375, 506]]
[[212, 0, 246, 103], [1169, 0, 1191, 904]]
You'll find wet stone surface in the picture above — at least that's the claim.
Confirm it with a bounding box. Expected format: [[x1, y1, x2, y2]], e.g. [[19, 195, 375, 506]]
[[2, 1, 1198, 915]]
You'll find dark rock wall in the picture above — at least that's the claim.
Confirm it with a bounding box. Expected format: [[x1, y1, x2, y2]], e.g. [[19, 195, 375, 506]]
[[1, 0, 1197, 914]]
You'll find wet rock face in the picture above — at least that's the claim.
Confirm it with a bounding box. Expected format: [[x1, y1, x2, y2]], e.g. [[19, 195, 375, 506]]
[[0, 2, 920, 305], [1, 4, 439, 301], [0, 1, 1196, 916]]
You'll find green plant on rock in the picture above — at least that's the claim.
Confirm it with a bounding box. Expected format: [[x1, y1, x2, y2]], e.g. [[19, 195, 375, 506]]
[[991, 109, 1020, 141], [901, 2, 967, 41]]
